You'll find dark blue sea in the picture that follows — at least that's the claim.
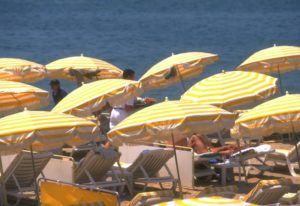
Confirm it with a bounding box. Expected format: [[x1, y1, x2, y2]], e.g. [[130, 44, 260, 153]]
[[1, 0, 300, 108]]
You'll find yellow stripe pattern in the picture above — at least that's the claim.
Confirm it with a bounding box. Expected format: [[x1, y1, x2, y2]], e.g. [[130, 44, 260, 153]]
[[107, 101, 235, 146], [231, 94, 300, 138], [52, 79, 143, 117], [243, 178, 292, 202], [181, 71, 278, 109], [140, 52, 219, 90], [0, 58, 45, 82], [0, 80, 49, 115], [129, 191, 173, 206], [0, 110, 99, 154], [237, 45, 300, 73], [46, 55, 122, 80], [155, 196, 256, 206]]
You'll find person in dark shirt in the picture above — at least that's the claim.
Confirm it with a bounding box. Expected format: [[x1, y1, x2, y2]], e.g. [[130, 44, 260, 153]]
[[49, 79, 67, 105]]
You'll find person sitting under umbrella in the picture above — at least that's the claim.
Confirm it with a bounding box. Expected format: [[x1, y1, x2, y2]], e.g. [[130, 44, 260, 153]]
[[109, 69, 156, 129]]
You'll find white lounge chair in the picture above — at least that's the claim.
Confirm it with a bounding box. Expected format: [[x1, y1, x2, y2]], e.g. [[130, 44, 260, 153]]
[[113, 149, 177, 192], [231, 144, 274, 173], [199, 144, 273, 185], [74, 148, 131, 194], [231, 145, 273, 177], [2, 151, 52, 206], [265, 142, 300, 177], [193, 152, 219, 180]]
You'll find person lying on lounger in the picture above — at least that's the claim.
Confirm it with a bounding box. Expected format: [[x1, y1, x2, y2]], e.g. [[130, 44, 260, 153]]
[[188, 133, 241, 156]]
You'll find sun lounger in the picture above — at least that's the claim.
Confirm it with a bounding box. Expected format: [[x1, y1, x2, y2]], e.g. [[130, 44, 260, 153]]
[[265, 142, 300, 177], [74, 147, 130, 193], [128, 190, 174, 206], [113, 149, 177, 192], [39, 179, 119, 206], [2, 150, 52, 206], [62, 143, 97, 161], [231, 144, 272, 178], [193, 152, 219, 180], [198, 178, 292, 205], [198, 144, 273, 185]]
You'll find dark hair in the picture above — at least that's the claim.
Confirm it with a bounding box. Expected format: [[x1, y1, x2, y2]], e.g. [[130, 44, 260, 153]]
[[122, 69, 135, 79], [49, 79, 60, 86]]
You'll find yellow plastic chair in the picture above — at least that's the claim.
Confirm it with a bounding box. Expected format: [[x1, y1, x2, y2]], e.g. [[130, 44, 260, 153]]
[[40, 180, 119, 206]]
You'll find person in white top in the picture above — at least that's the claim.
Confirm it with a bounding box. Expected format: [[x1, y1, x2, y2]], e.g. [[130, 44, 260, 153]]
[[109, 96, 135, 129], [109, 69, 156, 129]]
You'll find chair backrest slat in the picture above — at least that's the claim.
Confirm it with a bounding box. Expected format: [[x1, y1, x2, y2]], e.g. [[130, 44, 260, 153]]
[[4, 151, 52, 190], [128, 149, 174, 178], [248, 185, 289, 205], [74, 148, 120, 184]]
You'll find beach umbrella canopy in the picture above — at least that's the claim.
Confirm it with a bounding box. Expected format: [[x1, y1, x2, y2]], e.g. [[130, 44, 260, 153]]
[[46, 55, 123, 81], [0, 110, 100, 206], [181, 71, 278, 110], [0, 80, 49, 116], [108, 100, 235, 146], [0, 58, 46, 82], [236, 45, 300, 74], [0, 110, 100, 154], [52, 79, 143, 117], [236, 45, 300, 92], [154, 196, 256, 206], [231, 93, 300, 139], [139, 52, 219, 91]]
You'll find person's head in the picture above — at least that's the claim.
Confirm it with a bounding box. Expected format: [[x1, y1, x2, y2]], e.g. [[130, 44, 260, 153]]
[[122, 69, 135, 80], [49, 79, 61, 91]]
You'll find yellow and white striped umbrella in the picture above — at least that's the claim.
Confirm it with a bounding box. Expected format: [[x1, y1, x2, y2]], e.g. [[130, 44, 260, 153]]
[[139, 52, 219, 90], [52, 79, 143, 117], [181, 71, 278, 109], [154, 196, 256, 206], [107, 100, 235, 146], [231, 93, 300, 138], [236, 45, 300, 74], [0, 58, 46, 82], [0, 110, 100, 154], [46, 55, 123, 81], [0, 81, 49, 116]]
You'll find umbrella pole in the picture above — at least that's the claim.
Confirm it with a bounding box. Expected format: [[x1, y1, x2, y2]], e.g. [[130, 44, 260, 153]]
[[277, 65, 283, 95], [179, 79, 186, 92], [171, 132, 183, 199], [0, 156, 8, 206], [176, 66, 186, 92], [291, 124, 300, 171], [29, 146, 40, 205]]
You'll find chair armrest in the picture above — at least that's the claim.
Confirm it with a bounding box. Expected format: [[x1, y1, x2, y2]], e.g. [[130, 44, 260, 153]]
[[52, 154, 74, 162]]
